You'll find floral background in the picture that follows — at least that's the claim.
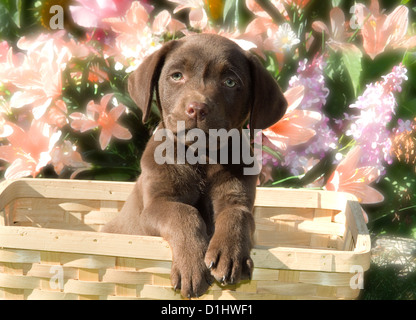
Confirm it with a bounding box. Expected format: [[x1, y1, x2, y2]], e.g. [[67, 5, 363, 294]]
[[0, 0, 415, 284]]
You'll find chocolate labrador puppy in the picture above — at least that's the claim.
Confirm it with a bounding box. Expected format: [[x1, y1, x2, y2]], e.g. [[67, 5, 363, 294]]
[[103, 34, 287, 298]]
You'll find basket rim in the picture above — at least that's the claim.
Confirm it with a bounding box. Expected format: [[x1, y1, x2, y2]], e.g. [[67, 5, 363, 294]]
[[0, 178, 359, 207]]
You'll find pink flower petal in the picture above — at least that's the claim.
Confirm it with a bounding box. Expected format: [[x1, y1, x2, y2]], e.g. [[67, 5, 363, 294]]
[[126, 1, 149, 27], [70, 5, 100, 28], [153, 10, 171, 34], [0, 145, 18, 163], [99, 129, 112, 150], [189, 7, 207, 29], [32, 97, 53, 120], [245, 0, 272, 19], [385, 5, 409, 44], [262, 130, 290, 150], [104, 17, 135, 34], [311, 21, 330, 35], [276, 123, 316, 146], [4, 158, 34, 179], [9, 90, 40, 109], [111, 124, 132, 140], [284, 86, 305, 112], [70, 113, 98, 132], [337, 146, 361, 178], [167, 18, 187, 33], [330, 7, 346, 41], [290, 110, 322, 126], [6, 123, 29, 150], [108, 104, 126, 120], [86, 100, 101, 117], [246, 17, 271, 36], [100, 93, 114, 110]]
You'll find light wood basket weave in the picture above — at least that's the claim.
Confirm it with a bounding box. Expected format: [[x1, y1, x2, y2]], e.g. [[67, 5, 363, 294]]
[[0, 178, 370, 300]]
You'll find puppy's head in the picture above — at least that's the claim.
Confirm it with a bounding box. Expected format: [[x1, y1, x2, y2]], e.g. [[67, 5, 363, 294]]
[[128, 34, 287, 135]]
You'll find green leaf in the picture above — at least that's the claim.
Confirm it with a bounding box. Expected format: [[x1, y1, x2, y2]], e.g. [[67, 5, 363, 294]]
[[262, 145, 283, 161], [223, 0, 235, 23], [403, 51, 416, 67], [271, 174, 304, 186], [412, 227, 416, 240], [12, 0, 21, 28], [341, 45, 363, 97], [331, 0, 342, 7], [266, 54, 277, 76]]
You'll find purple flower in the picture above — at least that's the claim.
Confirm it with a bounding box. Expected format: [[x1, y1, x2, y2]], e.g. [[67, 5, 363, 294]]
[[288, 56, 329, 111], [262, 56, 339, 176], [282, 56, 337, 175], [346, 64, 408, 176], [395, 118, 413, 133]]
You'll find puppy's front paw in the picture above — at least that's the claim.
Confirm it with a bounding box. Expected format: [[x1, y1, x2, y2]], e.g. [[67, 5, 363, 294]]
[[204, 233, 253, 286], [170, 252, 213, 298]]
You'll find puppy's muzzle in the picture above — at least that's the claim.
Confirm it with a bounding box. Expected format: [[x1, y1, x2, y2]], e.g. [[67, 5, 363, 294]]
[[185, 101, 208, 121]]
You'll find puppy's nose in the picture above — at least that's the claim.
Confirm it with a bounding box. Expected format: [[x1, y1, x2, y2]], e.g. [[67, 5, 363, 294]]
[[185, 102, 208, 120]]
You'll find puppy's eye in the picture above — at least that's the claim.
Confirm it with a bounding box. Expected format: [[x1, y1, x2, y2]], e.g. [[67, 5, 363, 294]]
[[171, 72, 184, 81], [224, 78, 237, 88]]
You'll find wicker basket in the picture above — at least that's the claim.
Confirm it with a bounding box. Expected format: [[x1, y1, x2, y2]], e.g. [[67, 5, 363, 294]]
[[0, 178, 370, 300]]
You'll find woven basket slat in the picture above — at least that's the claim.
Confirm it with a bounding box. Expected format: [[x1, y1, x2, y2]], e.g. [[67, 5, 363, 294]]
[[0, 249, 41, 264], [135, 259, 171, 274], [140, 284, 183, 300], [60, 253, 116, 269], [102, 269, 153, 285], [298, 271, 354, 286], [64, 279, 115, 296], [27, 289, 78, 300], [0, 273, 40, 290], [26, 263, 78, 280]]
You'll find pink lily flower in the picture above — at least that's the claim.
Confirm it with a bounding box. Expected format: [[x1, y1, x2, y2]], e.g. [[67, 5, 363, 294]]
[[168, 0, 208, 30], [263, 85, 322, 152], [70, 94, 132, 150], [44, 100, 68, 128], [69, 0, 133, 28], [51, 140, 91, 179], [2, 37, 71, 119], [88, 63, 110, 84], [244, 0, 300, 61], [152, 10, 187, 35], [0, 41, 9, 62], [0, 120, 61, 179], [0, 44, 25, 83], [0, 116, 13, 138], [312, 7, 361, 54], [354, 0, 416, 59], [104, 2, 184, 70], [325, 146, 384, 205], [245, 0, 287, 20]]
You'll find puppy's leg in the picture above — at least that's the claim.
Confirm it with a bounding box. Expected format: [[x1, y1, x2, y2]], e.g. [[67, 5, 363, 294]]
[[102, 181, 143, 235], [204, 175, 256, 285], [141, 200, 213, 298]]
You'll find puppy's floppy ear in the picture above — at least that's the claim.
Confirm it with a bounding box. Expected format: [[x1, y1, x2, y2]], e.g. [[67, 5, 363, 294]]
[[247, 54, 288, 133], [128, 41, 177, 123]]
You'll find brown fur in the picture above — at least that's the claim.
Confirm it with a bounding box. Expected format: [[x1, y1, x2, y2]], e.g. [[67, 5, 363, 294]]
[[102, 34, 287, 298]]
